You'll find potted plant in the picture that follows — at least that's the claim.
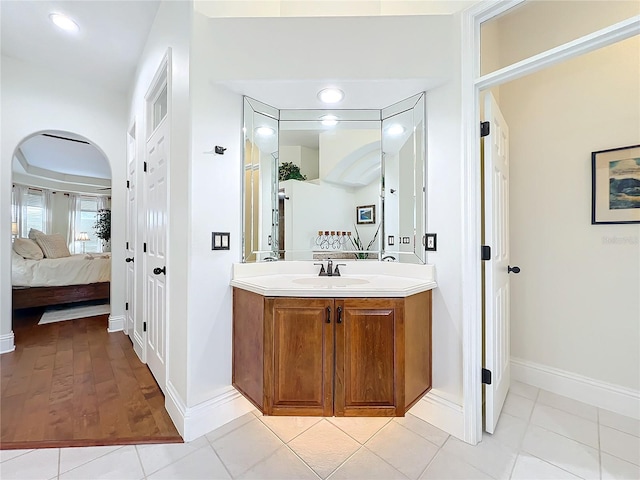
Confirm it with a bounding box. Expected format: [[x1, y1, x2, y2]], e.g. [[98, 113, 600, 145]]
[[94, 209, 111, 252], [278, 162, 307, 181]]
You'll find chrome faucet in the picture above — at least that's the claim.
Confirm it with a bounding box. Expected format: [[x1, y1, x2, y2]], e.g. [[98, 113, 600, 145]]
[[326, 259, 333, 276]]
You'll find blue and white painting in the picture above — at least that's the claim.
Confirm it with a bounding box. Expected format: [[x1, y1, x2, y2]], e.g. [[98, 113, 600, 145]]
[[609, 157, 640, 210]]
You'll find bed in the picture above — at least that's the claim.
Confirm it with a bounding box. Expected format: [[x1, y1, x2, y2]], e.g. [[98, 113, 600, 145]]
[[11, 250, 111, 310]]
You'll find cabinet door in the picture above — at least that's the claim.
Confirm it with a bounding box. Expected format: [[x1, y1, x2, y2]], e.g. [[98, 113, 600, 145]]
[[269, 298, 334, 416], [335, 298, 404, 416]]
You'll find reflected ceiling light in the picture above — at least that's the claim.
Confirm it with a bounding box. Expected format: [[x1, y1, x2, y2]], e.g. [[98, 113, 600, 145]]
[[49, 13, 80, 33], [317, 88, 344, 104], [386, 124, 405, 136], [256, 126, 275, 136], [320, 115, 339, 126]]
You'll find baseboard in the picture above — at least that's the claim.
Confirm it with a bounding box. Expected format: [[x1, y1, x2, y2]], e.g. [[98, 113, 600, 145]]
[[0, 332, 15, 354], [511, 357, 640, 420], [165, 382, 255, 442], [408, 389, 465, 441], [107, 315, 124, 333]]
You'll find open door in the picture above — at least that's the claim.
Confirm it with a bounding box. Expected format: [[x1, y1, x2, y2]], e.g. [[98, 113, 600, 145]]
[[483, 92, 513, 433]]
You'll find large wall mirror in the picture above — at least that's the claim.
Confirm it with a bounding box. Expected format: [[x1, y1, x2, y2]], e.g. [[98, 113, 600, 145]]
[[242, 93, 426, 264]]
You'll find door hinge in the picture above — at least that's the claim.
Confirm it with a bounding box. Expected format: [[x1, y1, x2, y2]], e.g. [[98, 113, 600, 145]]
[[126, 180, 130, 188], [143, 322, 147, 332], [143, 242, 147, 253], [480, 121, 490, 138], [125, 302, 129, 311], [482, 368, 492, 385], [126, 241, 129, 250], [143, 161, 147, 172], [481, 245, 491, 261]]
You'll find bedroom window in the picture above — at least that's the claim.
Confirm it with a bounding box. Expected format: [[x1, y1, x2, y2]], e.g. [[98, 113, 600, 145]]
[[78, 197, 100, 253], [12, 185, 50, 237]]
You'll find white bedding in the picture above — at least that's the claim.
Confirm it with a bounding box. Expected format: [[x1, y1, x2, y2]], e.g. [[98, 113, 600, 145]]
[[12, 251, 111, 287]]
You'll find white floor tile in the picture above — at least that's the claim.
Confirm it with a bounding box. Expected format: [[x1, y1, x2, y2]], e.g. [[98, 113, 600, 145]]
[[600, 425, 640, 466], [327, 416, 391, 444], [511, 453, 580, 479], [599, 408, 640, 437], [420, 450, 493, 480], [59, 445, 144, 480], [441, 434, 517, 480], [601, 452, 640, 480], [205, 412, 256, 443], [503, 392, 535, 421], [136, 436, 209, 476], [258, 416, 323, 443], [522, 424, 599, 480], [393, 414, 449, 447], [530, 403, 599, 448], [0, 448, 59, 480], [288, 420, 361, 479], [0, 449, 34, 463], [510, 381, 539, 401], [489, 413, 528, 451], [366, 422, 439, 479], [329, 447, 407, 480], [537, 390, 598, 422], [59, 446, 123, 475], [147, 444, 231, 480], [210, 418, 283, 477], [238, 446, 319, 480]]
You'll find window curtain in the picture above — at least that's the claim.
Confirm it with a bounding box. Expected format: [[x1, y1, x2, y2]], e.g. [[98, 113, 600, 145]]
[[11, 185, 27, 237], [43, 189, 53, 234], [67, 193, 79, 254]]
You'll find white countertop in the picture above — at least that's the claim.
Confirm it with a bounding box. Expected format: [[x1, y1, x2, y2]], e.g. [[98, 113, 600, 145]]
[[231, 261, 437, 298]]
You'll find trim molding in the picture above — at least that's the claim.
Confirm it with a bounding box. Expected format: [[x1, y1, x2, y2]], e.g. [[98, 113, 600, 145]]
[[107, 315, 125, 333], [0, 332, 15, 354], [511, 357, 640, 420], [409, 389, 465, 441], [165, 382, 255, 442]]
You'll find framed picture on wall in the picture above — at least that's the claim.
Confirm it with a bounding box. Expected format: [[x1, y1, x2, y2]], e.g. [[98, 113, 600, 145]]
[[592, 144, 640, 224], [356, 205, 376, 224]]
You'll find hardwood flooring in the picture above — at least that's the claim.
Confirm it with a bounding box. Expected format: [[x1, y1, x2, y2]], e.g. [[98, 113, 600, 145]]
[[1, 307, 182, 449]]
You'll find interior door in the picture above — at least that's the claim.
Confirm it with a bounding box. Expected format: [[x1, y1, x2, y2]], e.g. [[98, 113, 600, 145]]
[[483, 92, 511, 433], [125, 125, 137, 344], [144, 116, 168, 393]]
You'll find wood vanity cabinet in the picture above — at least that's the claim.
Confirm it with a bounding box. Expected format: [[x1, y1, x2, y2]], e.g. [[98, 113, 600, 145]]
[[232, 288, 432, 417]]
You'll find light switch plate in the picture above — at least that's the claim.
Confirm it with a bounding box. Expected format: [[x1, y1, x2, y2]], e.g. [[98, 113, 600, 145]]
[[425, 233, 437, 251], [212, 232, 230, 250], [401, 237, 410, 244], [387, 235, 395, 246]]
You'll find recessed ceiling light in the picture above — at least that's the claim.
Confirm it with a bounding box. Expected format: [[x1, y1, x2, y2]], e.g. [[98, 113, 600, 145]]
[[320, 115, 339, 126], [256, 126, 275, 136], [49, 13, 79, 33], [386, 124, 405, 136], [318, 88, 344, 104]]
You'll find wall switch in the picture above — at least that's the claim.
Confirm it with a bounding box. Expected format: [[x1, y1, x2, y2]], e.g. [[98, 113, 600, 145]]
[[387, 235, 395, 246], [425, 233, 437, 251], [212, 232, 230, 250], [401, 236, 410, 244]]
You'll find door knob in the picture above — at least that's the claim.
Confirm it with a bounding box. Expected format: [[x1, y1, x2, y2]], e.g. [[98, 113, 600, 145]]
[[125, 257, 134, 263], [153, 266, 166, 275], [508, 265, 520, 274]]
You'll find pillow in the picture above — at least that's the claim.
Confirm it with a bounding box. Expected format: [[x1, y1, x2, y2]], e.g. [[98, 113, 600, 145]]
[[34, 233, 71, 259], [28, 228, 45, 240], [12, 237, 44, 260]]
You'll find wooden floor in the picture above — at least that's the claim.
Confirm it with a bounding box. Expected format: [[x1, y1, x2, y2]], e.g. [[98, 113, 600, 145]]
[[1, 307, 182, 449]]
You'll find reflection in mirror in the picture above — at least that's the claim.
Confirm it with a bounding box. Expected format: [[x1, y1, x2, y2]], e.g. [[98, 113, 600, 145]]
[[242, 93, 426, 264]]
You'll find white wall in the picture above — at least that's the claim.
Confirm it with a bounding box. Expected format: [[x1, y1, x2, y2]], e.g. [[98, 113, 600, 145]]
[[0, 55, 126, 350], [500, 36, 640, 391]]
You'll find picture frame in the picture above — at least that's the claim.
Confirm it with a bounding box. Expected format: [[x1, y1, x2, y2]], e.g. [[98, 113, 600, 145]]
[[356, 204, 376, 224], [592, 145, 640, 224]]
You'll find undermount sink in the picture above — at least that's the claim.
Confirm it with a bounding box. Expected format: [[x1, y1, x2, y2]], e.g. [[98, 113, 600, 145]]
[[292, 277, 370, 287]]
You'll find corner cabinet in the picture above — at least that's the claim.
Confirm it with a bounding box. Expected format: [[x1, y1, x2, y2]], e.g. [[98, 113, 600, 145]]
[[232, 288, 432, 417]]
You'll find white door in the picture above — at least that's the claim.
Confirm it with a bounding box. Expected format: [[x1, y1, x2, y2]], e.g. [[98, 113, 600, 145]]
[[125, 126, 139, 348], [483, 92, 512, 433], [144, 117, 168, 392]]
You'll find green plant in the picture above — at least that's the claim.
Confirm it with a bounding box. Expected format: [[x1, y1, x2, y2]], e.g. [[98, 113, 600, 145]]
[[94, 209, 111, 241], [348, 223, 381, 259], [278, 162, 307, 181]]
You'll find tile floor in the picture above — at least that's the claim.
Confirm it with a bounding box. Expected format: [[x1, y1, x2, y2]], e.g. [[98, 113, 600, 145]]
[[1, 381, 638, 480]]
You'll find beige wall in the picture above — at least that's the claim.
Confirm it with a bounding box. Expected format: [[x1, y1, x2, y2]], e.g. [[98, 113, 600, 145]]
[[500, 35, 640, 390]]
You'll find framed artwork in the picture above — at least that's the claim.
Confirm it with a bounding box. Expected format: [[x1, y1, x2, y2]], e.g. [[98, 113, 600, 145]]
[[356, 205, 376, 224], [592, 144, 640, 224]]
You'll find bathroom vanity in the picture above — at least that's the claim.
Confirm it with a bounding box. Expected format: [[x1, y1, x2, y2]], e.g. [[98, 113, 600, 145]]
[[231, 261, 436, 417]]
